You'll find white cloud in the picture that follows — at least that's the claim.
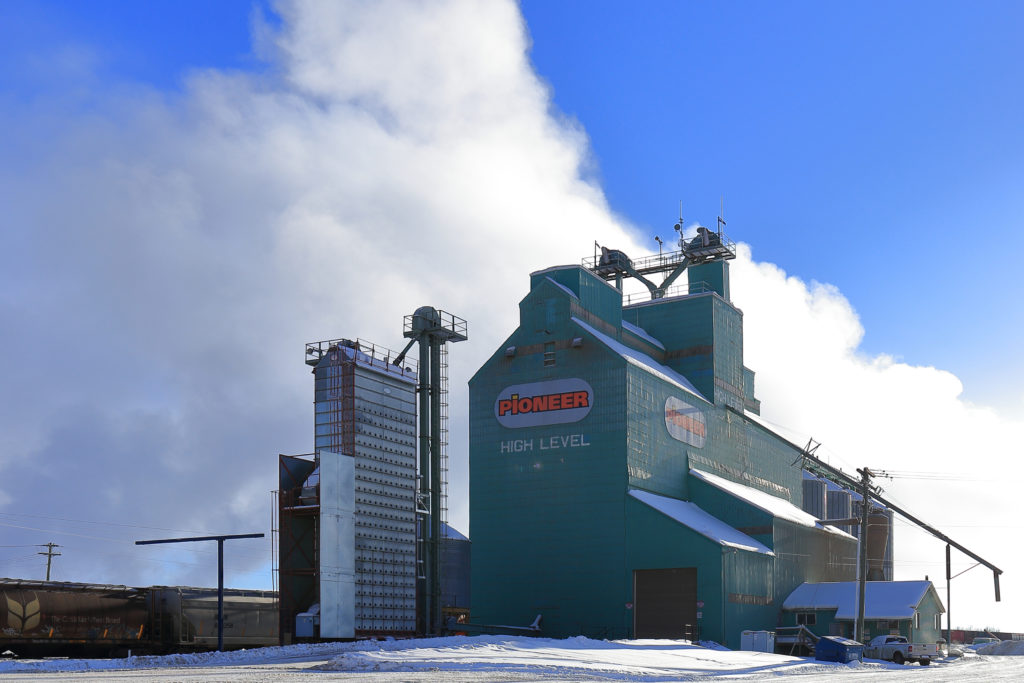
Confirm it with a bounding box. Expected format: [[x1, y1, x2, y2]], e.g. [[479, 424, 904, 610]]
[[0, 0, 641, 586], [732, 244, 1024, 630]]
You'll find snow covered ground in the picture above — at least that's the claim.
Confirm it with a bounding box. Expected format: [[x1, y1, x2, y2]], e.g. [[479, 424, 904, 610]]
[[2, 635, 1024, 681]]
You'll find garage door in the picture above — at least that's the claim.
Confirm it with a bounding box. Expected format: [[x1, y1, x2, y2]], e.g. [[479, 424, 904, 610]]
[[633, 567, 698, 639]]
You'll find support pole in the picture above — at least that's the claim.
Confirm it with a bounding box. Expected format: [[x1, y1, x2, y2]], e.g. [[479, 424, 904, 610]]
[[946, 543, 952, 648], [218, 539, 225, 652], [417, 334, 431, 636], [855, 467, 872, 643], [136, 533, 264, 651], [430, 338, 442, 636]]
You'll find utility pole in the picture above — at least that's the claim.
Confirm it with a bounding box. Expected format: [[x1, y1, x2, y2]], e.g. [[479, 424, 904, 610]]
[[37, 543, 61, 581], [855, 467, 874, 644], [946, 544, 952, 648]]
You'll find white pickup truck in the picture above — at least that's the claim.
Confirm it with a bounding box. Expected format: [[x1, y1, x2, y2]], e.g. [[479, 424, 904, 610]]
[[864, 635, 939, 665]]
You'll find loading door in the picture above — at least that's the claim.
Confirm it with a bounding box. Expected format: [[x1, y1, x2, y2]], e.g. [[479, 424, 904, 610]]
[[633, 567, 698, 639]]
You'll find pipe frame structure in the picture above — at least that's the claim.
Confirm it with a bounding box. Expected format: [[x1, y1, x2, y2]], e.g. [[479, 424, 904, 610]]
[[135, 533, 265, 651]]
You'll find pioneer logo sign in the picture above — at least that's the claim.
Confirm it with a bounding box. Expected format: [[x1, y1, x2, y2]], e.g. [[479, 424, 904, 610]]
[[665, 396, 706, 448], [495, 378, 593, 428]]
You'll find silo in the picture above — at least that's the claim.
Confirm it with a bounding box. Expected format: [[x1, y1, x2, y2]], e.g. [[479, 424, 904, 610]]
[[802, 477, 827, 520], [440, 523, 471, 625], [866, 510, 891, 581], [827, 489, 853, 535]]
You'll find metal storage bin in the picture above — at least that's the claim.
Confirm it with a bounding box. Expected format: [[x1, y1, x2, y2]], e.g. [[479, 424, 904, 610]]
[[815, 635, 864, 663], [740, 630, 776, 652]]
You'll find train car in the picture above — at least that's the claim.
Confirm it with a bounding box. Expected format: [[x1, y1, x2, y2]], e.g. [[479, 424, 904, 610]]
[[1, 578, 279, 657], [148, 586, 278, 652], [1, 578, 148, 657]]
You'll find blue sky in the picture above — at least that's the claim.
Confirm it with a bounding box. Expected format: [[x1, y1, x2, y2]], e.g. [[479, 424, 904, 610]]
[[1, 1, 1021, 630], [521, 0, 1024, 409]]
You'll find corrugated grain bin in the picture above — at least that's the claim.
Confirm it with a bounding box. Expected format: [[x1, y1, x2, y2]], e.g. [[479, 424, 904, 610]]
[[802, 478, 827, 519], [740, 630, 775, 652], [826, 489, 853, 534], [815, 636, 864, 663]]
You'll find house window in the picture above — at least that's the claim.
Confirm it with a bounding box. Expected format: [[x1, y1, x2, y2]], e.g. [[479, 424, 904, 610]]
[[914, 612, 920, 629], [935, 614, 942, 630], [543, 342, 556, 367], [796, 612, 816, 626]]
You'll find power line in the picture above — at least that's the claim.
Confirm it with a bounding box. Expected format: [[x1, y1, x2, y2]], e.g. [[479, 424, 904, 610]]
[[0, 511, 208, 535], [0, 522, 267, 562]]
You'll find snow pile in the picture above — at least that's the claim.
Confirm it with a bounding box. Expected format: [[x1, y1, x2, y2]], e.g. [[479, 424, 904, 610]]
[[2, 635, 1001, 678], [0, 641, 355, 673], [978, 640, 1024, 656], [312, 635, 863, 678]]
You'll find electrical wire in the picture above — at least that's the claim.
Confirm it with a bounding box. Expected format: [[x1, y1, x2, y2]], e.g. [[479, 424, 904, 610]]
[[0, 521, 269, 563], [0, 511, 208, 535], [749, 412, 862, 476]]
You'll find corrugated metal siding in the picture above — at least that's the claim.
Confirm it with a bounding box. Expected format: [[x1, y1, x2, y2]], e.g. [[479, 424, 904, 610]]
[[470, 264, 858, 643], [826, 490, 853, 534], [313, 355, 417, 633], [803, 479, 827, 520], [722, 549, 777, 646], [772, 520, 857, 602], [469, 292, 629, 636], [625, 496, 724, 642], [626, 294, 715, 401], [712, 298, 745, 411], [440, 537, 471, 610]]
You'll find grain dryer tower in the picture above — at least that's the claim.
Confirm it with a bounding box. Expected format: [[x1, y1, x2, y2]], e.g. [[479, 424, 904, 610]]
[[278, 339, 419, 642], [277, 308, 467, 643]]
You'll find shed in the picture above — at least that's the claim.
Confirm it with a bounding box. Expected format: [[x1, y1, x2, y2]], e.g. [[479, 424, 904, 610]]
[[781, 581, 945, 644]]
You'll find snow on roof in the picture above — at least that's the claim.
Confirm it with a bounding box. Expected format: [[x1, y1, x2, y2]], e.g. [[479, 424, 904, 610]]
[[327, 345, 418, 385], [544, 276, 579, 300], [742, 410, 806, 449], [802, 471, 852, 493], [621, 320, 665, 350], [630, 489, 773, 555], [782, 581, 941, 620], [571, 316, 708, 403], [689, 468, 855, 539], [529, 264, 578, 277]]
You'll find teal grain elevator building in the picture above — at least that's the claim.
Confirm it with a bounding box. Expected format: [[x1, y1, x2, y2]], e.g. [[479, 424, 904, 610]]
[[469, 227, 858, 647]]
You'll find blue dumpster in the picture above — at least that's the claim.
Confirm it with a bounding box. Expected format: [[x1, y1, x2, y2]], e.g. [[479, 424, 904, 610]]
[[815, 636, 864, 663]]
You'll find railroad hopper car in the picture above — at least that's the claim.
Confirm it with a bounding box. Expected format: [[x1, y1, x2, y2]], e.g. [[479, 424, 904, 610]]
[[1, 578, 277, 657]]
